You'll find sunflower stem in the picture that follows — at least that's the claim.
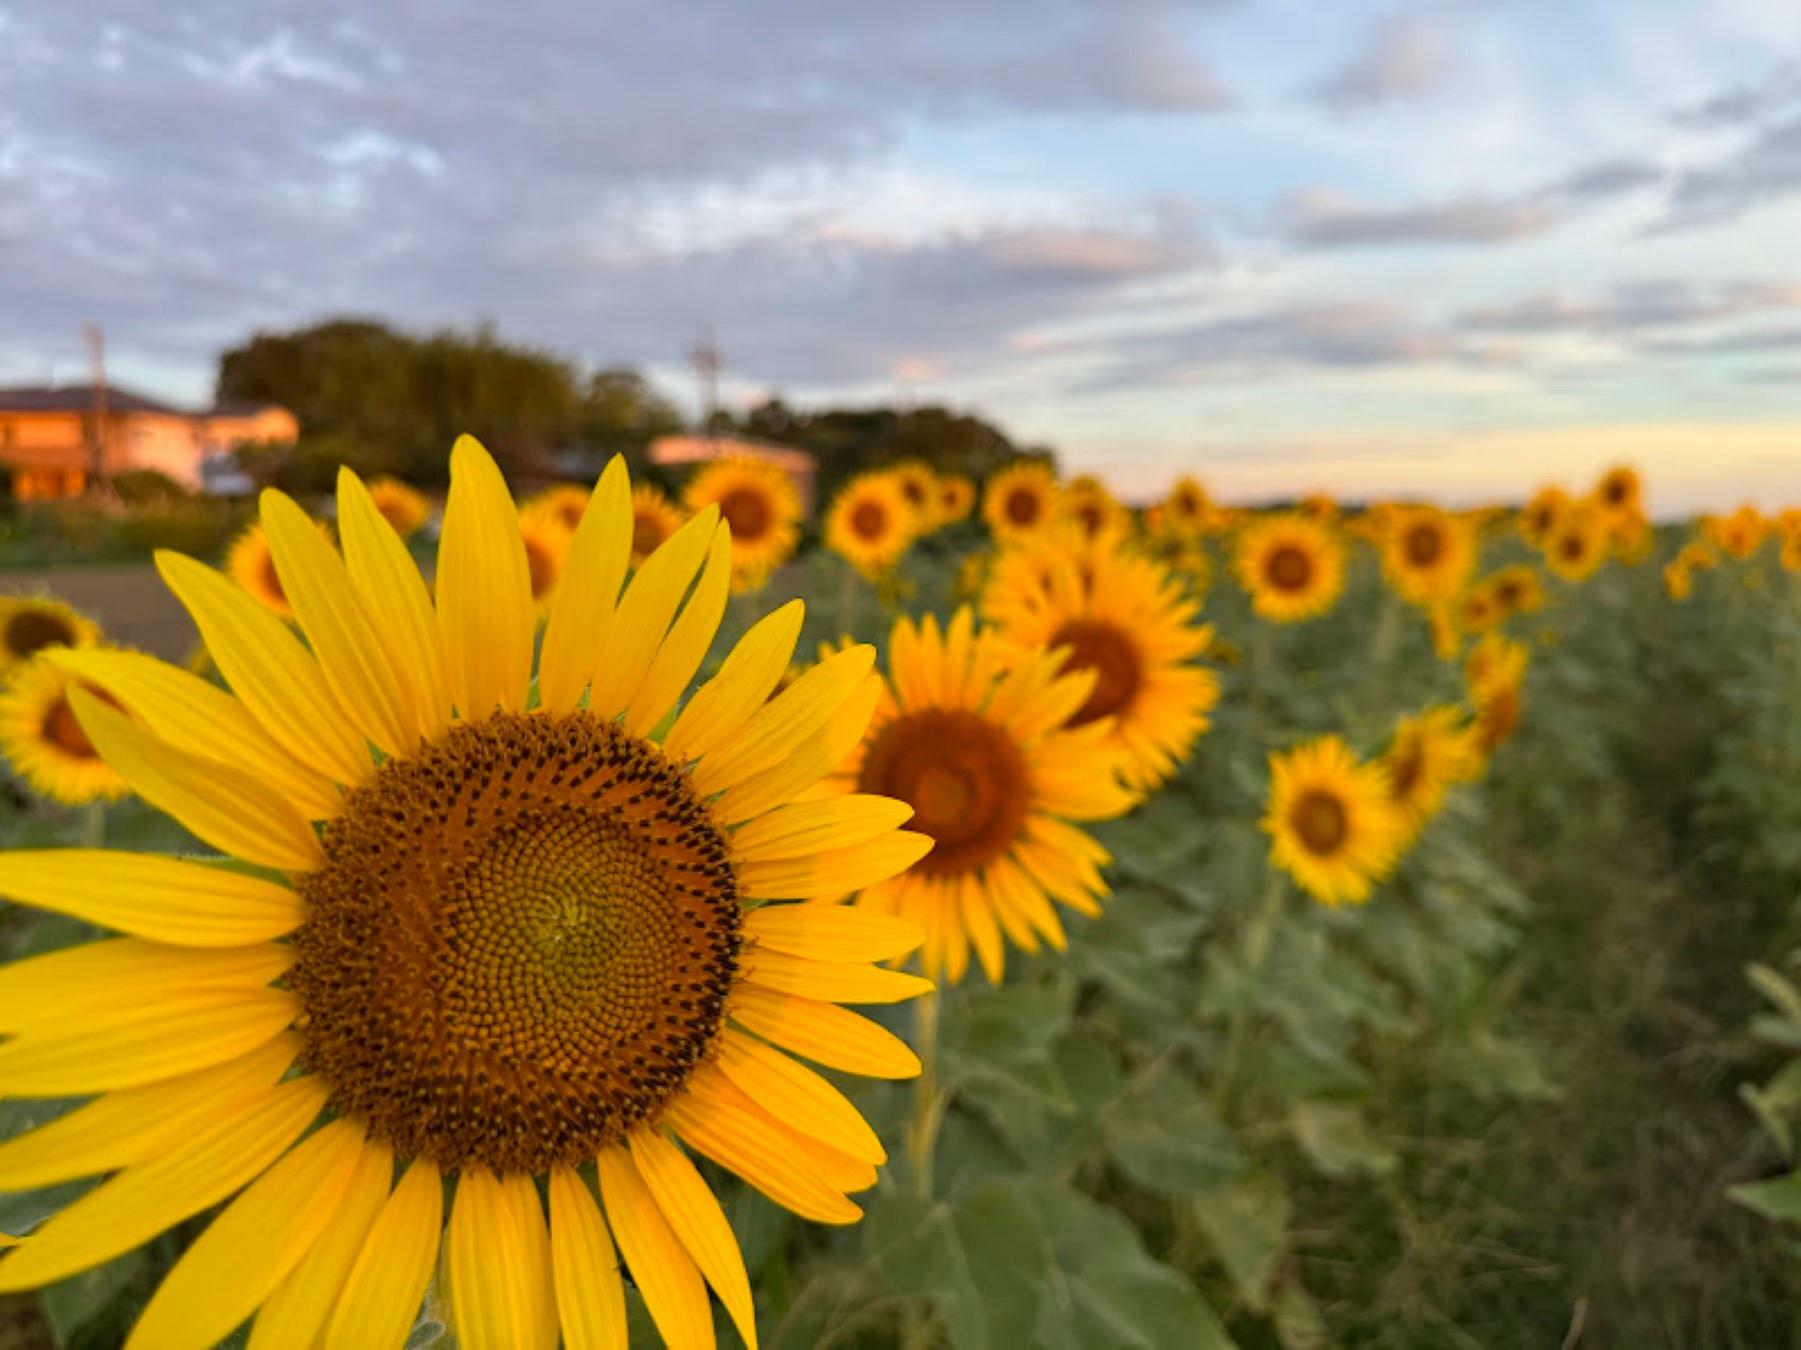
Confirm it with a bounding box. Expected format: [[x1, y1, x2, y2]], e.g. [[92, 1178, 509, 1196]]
[[1215, 871, 1287, 1116], [837, 561, 861, 639], [906, 990, 945, 1201], [80, 801, 105, 849]]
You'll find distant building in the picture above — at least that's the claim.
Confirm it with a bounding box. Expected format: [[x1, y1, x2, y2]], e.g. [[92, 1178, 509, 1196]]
[[648, 434, 817, 509], [0, 384, 298, 499]]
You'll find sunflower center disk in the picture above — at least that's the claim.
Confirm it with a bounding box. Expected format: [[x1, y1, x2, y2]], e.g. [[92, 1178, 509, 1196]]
[[1050, 619, 1142, 726], [1266, 545, 1314, 592], [850, 500, 887, 540], [1291, 789, 1349, 855], [5, 611, 76, 659], [857, 709, 1029, 877], [718, 486, 773, 541], [1404, 526, 1443, 566], [1004, 488, 1041, 526], [292, 711, 741, 1175]]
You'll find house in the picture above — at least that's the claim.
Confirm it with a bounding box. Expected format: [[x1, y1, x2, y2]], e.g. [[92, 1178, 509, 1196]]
[[0, 384, 298, 499], [648, 434, 817, 509]]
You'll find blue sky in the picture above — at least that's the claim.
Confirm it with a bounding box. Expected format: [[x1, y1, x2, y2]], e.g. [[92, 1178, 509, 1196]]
[[3, 0, 1800, 511]]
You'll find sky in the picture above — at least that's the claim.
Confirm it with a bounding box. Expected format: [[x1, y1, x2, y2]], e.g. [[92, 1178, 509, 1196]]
[[3, 1, 1801, 512]]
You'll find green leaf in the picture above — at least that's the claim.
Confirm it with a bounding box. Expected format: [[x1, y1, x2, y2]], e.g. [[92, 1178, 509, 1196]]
[[1289, 1101, 1397, 1179], [1729, 1171, 1801, 1224], [1105, 1070, 1245, 1192], [1193, 1172, 1291, 1312]]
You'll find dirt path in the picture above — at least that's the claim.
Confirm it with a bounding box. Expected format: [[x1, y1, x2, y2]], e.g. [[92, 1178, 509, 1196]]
[[1, 565, 196, 661]]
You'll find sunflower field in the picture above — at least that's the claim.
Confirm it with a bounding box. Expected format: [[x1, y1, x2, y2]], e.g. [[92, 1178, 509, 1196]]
[[2, 448, 1800, 1349]]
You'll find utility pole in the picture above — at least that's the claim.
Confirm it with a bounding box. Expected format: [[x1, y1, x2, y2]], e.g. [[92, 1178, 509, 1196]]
[[84, 324, 110, 495], [689, 325, 720, 439]]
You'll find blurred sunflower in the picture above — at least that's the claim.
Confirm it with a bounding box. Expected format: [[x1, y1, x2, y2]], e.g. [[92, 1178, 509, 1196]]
[[0, 441, 934, 1350], [1297, 492, 1339, 523], [365, 477, 432, 538], [888, 460, 940, 532], [1608, 508, 1652, 564], [1383, 707, 1478, 842], [516, 502, 573, 614], [1382, 506, 1477, 605], [1466, 634, 1530, 756], [1234, 513, 1345, 622], [1594, 464, 1642, 519], [981, 461, 1060, 542], [226, 521, 298, 618], [983, 530, 1218, 791], [629, 483, 685, 566], [1058, 475, 1129, 544], [1519, 485, 1568, 547], [0, 655, 130, 804], [831, 608, 1135, 983], [936, 473, 975, 524], [1487, 564, 1544, 617], [1455, 584, 1503, 635], [826, 472, 916, 579], [1783, 530, 1801, 573], [1704, 504, 1767, 559], [1676, 539, 1719, 572], [1161, 475, 1211, 534], [1265, 736, 1404, 906], [0, 596, 100, 671], [528, 482, 591, 533], [683, 456, 803, 590], [1663, 558, 1696, 600], [1428, 601, 1462, 661], [1543, 499, 1608, 582]]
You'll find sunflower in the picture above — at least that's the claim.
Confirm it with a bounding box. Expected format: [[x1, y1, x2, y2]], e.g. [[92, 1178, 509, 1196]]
[[1454, 584, 1502, 635], [1519, 485, 1568, 547], [1428, 601, 1462, 661], [1382, 506, 1477, 605], [0, 596, 100, 671], [1160, 475, 1211, 535], [1543, 498, 1608, 582], [888, 461, 940, 532], [227, 520, 308, 619], [1783, 531, 1801, 574], [1383, 706, 1478, 842], [516, 501, 574, 614], [1264, 736, 1404, 906], [1486, 564, 1544, 617], [1594, 464, 1642, 519], [528, 483, 592, 534], [829, 608, 1135, 983], [0, 440, 934, 1350], [1297, 492, 1338, 523], [981, 461, 1060, 543], [1466, 634, 1529, 756], [1676, 540, 1719, 572], [365, 477, 432, 538], [826, 472, 916, 580], [983, 529, 1218, 792], [1663, 558, 1696, 600], [629, 483, 685, 566], [1234, 513, 1345, 623], [1704, 504, 1767, 559], [936, 473, 975, 524], [1058, 475, 1129, 544], [0, 655, 130, 804], [683, 456, 803, 591]]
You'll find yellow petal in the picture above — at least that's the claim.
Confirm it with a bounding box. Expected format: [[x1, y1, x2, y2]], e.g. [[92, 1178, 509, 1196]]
[[49, 648, 341, 820], [0, 986, 298, 1098], [262, 489, 415, 756], [547, 1167, 628, 1350], [958, 873, 1006, 984], [738, 832, 932, 900], [713, 673, 882, 826], [327, 1157, 443, 1350], [689, 645, 875, 796], [437, 435, 534, 719], [628, 1129, 757, 1350], [247, 1137, 394, 1350], [716, 1030, 885, 1164], [0, 1035, 300, 1192], [538, 456, 633, 714], [69, 689, 321, 872], [0, 849, 300, 946], [587, 507, 721, 721], [743, 904, 924, 963], [125, 1119, 369, 1350], [0, 1074, 328, 1291], [338, 466, 453, 740], [729, 984, 921, 1080], [0, 938, 292, 1034], [740, 949, 934, 1005], [731, 795, 914, 862], [445, 1169, 557, 1350], [154, 550, 371, 785], [622, 524, 733, 739], [663, 601, 804, 763], [594, 1145, 715, 1350], [663, 1065, 861, 1225]]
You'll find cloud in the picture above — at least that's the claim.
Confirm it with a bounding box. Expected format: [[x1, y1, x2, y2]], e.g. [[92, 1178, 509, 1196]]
[[1307, 12, 1456, 111], [1670, 61, 1801, 128], [1660, 112, 1801, 229], [1458, 279, 1801, 333]]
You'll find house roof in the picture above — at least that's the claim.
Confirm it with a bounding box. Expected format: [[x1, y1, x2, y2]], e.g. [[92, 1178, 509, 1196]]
[[0, 384, 286, 420]]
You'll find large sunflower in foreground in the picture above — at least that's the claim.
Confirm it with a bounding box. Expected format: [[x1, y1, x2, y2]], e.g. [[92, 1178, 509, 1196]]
[[983, 530, 1217, 792], [0, 595, 100, 671], [826, 472, 916, 580], [1264, 736, 1404, 906], [981, 461, 1060, 543], [829, 608, 1136, 984], [1234, 513, 1345, 623], [0, 655, 129, 805], [0, 439, 934, 1350], [1381, 506, 1477, 606], [1383, 706, 1478, 843], [682, 456, 803, 591]]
